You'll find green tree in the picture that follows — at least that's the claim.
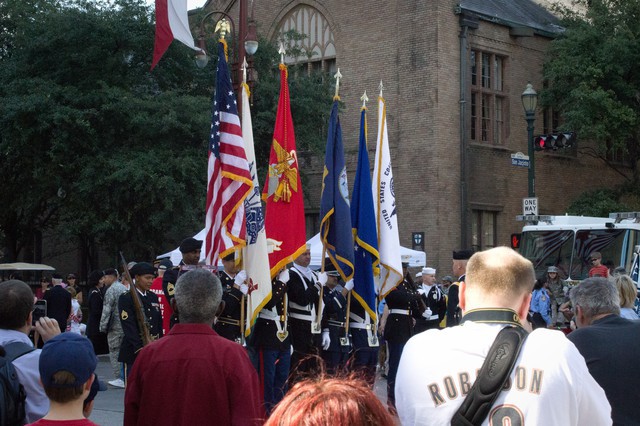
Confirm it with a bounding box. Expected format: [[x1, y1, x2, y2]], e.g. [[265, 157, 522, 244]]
[[0, 0, 333, 270], [0, 0, 211, 267], [542, 0, 640, 185], [566, 189, 629, 217]]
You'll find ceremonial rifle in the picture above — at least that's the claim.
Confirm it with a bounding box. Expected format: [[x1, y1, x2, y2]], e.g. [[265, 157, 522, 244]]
[[119, 252, 153, 346]]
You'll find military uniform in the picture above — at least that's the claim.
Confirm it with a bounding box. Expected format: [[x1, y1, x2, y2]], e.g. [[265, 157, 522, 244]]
[[348, 297, 379, 386], [162, 263, 183, 327], [384, 279, 424, 409], [118, 289, 163, 374], [446, 276, 464, 327], [218, 270, 235, 291], [214, 285, 244, 343], [247, 278, 290, 414], [414, 284, 446, 333], [321, 285, 350, 375], [287, 264, 322, 383]]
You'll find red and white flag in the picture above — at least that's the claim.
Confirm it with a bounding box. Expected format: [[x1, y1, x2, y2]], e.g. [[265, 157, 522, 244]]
[[204, 41, 253, 265], [151, 0, 201, 69]]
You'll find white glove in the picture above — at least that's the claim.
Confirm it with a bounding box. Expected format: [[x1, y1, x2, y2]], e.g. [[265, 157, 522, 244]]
[[317, 272, 328, 286], [422, 308, 433, 319], [240, 284, 249, 295], [344, 279, 354, 291], [417, 288, 426, 295], [234, 270, 247, 285], [278, 269, 290, 284], [321, 330, 331, 350]]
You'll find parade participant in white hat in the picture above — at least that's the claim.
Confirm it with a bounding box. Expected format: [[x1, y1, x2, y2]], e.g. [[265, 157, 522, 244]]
[[414, 267, 446, 333]]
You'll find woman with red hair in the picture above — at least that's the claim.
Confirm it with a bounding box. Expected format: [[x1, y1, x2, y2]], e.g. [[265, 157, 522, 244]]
[[265, 376, 395, 426]]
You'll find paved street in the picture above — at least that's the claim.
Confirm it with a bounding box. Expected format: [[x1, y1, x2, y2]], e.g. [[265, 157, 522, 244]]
[[88, 354, 390, 425], [90, 355, 124, 426]]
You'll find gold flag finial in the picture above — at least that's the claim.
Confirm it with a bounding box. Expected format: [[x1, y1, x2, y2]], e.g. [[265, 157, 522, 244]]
[[333, 68, 343, 100], [215, 18, 230, 40], [278, 42, 286, 64], [361, 90, 369, 108], [242, 57, 248, 83]]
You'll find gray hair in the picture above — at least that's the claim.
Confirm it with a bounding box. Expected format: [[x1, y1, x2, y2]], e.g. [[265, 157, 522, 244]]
[[174, 268, 222, 324], [570, 277, 620, 319]]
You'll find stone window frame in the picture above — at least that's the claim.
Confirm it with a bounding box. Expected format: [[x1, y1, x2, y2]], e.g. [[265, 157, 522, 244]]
[[470, 49, 507, 145], [276, 4, 336, 76], [470, 206, 502, 252]]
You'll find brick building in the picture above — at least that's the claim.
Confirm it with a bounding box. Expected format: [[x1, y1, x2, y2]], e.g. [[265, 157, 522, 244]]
[[203, 0, 627, 275]]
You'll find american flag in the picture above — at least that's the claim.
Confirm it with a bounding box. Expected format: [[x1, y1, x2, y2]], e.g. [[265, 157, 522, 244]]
[[204, 41, 253, 266]]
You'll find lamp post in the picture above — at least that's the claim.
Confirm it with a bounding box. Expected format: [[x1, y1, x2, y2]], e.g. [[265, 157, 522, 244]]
[[194, 2, 259, 111], [521, 83, 538, 197]]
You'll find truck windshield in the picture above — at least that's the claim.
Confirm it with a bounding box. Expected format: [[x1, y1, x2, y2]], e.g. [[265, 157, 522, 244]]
[[520, 229, 638, 280]]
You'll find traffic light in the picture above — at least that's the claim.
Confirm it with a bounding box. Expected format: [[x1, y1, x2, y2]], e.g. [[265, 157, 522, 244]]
[[534, 135, 547, 151], [557, 132, 576, 148], [510, 233, 521, 249], [534, 132, 576, 151]]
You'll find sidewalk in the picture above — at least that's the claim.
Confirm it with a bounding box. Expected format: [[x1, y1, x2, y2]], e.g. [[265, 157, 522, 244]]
[[89, 355, 124, 426]]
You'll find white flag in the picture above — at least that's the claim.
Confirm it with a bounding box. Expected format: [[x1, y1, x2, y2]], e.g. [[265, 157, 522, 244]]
[[372, 95, 403, 298], [240, 82, 273, 335]]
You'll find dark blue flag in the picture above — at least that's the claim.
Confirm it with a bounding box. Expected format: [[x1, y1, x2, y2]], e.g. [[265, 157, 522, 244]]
[[350, 107, 380, 320], [319, 100, 354, 281]]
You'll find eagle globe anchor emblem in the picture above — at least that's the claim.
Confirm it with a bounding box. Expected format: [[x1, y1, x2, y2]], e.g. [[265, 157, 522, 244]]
[[266, 140, 298, 203]]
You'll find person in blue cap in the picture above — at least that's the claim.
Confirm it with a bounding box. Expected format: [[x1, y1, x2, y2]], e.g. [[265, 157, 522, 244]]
[[30, 333, 104, 425]]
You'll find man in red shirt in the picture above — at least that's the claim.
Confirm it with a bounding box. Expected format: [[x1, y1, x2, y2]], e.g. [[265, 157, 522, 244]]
[[124, 268, 263, 425], [150, 259, 173, 336], [588, 252, 609, 278]]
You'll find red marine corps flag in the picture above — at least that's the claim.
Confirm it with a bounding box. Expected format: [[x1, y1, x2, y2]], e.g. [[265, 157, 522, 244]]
[[204, 41, 253, 266], [261, 46, 307, 278]]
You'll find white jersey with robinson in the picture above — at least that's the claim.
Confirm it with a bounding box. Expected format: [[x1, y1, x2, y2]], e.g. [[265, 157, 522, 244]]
[[395, 322, 612, 425]]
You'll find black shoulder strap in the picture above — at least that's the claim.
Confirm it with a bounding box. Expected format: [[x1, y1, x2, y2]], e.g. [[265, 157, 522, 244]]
[[451, 326, 528, 426], [2, 341, 36, 362]]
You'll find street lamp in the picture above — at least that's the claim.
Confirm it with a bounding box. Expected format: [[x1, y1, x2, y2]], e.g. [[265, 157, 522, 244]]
[[521, 83, 538, 197], [194, 4, 259, 109]]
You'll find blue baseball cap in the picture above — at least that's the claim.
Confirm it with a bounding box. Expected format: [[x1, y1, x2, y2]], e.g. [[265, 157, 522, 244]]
[[39, 333, 97, 388], [84, 373, 107, 405]]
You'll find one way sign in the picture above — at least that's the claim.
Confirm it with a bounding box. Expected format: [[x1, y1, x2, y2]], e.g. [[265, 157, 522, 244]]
[[523, 198, 538, 215]]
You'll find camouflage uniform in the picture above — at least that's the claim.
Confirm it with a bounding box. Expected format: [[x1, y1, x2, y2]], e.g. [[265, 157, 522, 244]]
[[547, 278, 567, 327], [100, 281, 128, 379]]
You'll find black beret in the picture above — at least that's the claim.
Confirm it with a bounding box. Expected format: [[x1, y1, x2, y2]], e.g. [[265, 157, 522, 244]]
[[157, 259, 173, 271], [130, 262, 156, 277], [103, 268, 118, 277], [179, 237, 203, 254], [87, 270, 105, 286], [453, 249, 474, 260]]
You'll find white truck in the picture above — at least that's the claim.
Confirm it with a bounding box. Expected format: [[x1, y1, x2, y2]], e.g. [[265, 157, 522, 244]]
[[516, 212, 640, 282]]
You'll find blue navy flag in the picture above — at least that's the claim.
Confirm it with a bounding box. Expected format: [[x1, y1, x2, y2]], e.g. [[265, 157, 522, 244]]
[[319, 100, 354, 281], [350, 107, 380, 320]]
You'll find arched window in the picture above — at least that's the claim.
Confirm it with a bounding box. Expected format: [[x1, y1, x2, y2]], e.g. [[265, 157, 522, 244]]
[[276, 5, 336, 75]]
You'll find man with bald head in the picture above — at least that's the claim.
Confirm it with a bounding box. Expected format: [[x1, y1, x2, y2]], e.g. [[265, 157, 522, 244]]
[[395, 247, 612, 425]]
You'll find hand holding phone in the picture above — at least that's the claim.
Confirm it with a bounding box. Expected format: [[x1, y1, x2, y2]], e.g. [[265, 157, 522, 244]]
[[32, 300, 47, 325]]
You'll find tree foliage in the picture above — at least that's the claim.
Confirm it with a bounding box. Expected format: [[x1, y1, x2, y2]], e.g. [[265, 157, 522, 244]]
[[566, 189, 629, 217], [542, 0, 640, 184], [0, 0, 211, 265], [0, 0, 333, 269]]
